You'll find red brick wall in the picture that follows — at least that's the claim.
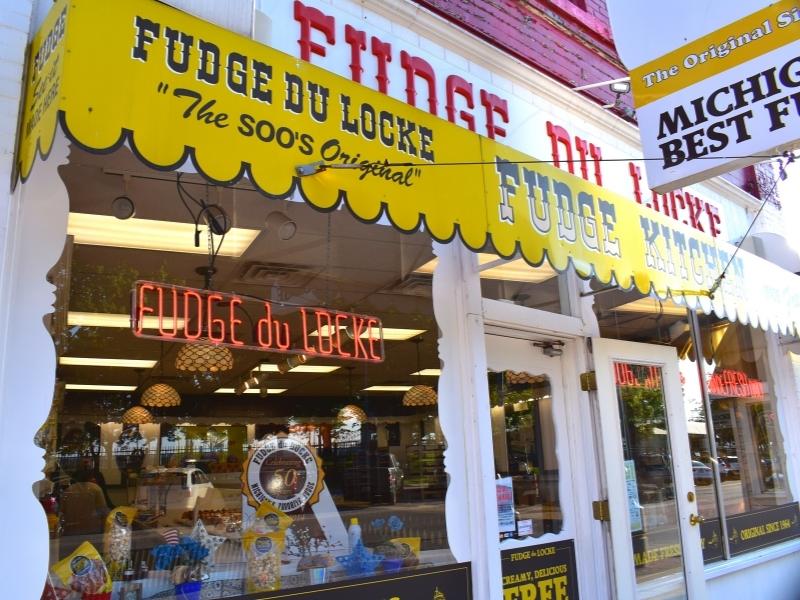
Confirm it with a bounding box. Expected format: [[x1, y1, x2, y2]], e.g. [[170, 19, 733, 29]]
[[408, 0, 630, 113]]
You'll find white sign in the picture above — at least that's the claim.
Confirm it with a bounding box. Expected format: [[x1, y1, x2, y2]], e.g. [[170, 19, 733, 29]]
[[607, 0, 800, 192], [496, 477, 516, 534], [624, 460, 643, 533]]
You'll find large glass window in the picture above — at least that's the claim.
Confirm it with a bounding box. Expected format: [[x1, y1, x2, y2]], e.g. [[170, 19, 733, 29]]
[[698, 315, 796, 556], [36, 147, 454, 599], [594, 286, 799, 562]]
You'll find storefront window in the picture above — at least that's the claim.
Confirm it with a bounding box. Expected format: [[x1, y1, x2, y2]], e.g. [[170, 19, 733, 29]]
[[36, 148, 455, 598], [698, 316, 798, 557], [488, 371, 562, 539]]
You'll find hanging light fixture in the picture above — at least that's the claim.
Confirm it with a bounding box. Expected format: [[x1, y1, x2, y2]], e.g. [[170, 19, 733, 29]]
[[403, 337, 438, 407], [141, 383, 181, 407], [402, 384, 438, 407], [337, 404, 367, 423], [122, 405, 154, 424], [175, 340, 234, 373]]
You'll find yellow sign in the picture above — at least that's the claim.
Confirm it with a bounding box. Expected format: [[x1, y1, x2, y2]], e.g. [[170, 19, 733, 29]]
[[18, 0, 800, 335], [630, 0, 800, 108]]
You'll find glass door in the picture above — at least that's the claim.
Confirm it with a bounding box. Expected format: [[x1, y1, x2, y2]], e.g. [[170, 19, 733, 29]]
[[593, 339, 707, 600]]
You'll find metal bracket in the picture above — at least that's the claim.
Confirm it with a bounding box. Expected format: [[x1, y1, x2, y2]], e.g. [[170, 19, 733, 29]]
[[580, 371, 597, 391], [295, 161, 325, 177], [592, 499, 610, 522]]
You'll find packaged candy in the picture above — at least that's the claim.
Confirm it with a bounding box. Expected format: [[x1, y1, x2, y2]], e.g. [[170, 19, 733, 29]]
[[251, 500, 292, 534], [52, 541, 112, 595], [103, 506, 137, 578], [242, 530, 284, 593]]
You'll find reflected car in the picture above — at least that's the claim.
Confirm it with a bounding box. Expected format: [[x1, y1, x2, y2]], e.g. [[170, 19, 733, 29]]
[[134, 467, 214, 515], [692, 461, 713, 485], [718, 456, 740, 480]]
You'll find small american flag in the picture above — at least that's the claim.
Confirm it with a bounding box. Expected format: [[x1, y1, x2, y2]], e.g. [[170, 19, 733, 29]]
[[161, 528, 180, 545]]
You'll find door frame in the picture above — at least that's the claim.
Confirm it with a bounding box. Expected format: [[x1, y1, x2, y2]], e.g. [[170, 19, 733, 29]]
[[592, 338, 707, 600], [482, 298, 611, 598]]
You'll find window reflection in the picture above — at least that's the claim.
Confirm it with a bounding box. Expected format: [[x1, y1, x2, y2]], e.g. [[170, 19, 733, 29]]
[[489, 371, 562, 539]]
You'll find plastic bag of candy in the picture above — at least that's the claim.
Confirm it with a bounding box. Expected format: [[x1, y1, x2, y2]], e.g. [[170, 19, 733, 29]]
[[51, 541, 111, 597]]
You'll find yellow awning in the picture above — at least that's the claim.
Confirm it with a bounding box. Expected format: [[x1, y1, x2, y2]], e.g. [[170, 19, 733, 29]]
[[18, 0, 800, 335]]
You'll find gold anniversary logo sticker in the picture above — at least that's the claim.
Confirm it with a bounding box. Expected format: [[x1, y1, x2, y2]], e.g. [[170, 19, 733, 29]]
[[242, 435, 324, 512]]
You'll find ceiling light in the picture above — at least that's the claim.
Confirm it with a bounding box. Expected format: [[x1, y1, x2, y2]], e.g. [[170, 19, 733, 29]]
[[175, 340, 234, 373], [415, 254, 556, 283], [411, 368, 441, 376], [68, 312, 185, 329], [121, 405, 155, 424], [214, 388, 287, 394], [363, 385, 413, 392], [309, 326, 424, 341], [59, 357, 157, 368], [402, 384, 438, 406], [337, 404, 367, 423], [141, 383, 182, 407], [265, 211, 297, 241], [68, 213, 259, 257], [65, 384, 137, 391], [254, 363, 340, 373], [612, 298, 690, 316]]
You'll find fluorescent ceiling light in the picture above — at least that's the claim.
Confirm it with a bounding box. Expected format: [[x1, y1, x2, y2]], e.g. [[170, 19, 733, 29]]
[[59, 357, 157, 368], [254, 364, 340, 373], [309, 326, 425, 341], [68, 312, 186, 329], [65, 384, 137, 391], [411, 368, 441, 376], [363, 385, 413, 392], [612, 298, 689, 316], [68, 213, 259, 257], [215, 388, 287, 394], [415, 254, 556, 283]]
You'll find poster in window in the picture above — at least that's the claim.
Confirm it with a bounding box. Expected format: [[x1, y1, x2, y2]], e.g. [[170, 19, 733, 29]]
[[624, 459, 643, 532], [501, 539, 579, 600], [496, 477, 516, 534]]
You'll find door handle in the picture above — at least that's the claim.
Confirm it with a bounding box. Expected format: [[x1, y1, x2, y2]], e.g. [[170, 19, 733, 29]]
[[689, 513, 705, 526]]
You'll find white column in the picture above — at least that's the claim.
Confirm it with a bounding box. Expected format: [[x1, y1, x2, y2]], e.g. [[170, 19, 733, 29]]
[[433, 241, 503, 600]]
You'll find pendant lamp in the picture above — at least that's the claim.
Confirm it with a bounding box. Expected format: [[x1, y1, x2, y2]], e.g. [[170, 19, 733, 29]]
[[175, 340, 234, 373], [141, 383, 181, 407], [122, 405, 155, 424], [403, 337, 438, 407]]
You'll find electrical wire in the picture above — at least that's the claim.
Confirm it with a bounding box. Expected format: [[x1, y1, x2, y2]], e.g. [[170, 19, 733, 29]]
[[708, 152, 796, 298], [315, 152, 787, 171]]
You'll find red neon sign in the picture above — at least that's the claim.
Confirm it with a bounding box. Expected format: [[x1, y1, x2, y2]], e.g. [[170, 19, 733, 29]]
[[708, 369, 764, 398], [614, 363, 662, 390], [131, 281, 384, 362]]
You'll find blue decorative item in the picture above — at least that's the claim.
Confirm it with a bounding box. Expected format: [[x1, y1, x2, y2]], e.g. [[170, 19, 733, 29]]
[[370, 518, 386, 529], [335, 541, 384, 577], [150, 537, 210, 571], [387, 516, 404, 532]]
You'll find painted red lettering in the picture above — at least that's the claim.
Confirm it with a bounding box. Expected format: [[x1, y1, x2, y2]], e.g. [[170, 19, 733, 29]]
[[400, 51, 437, 115], [480, 89, 508, 139], [294, 0, 334, 62], [446, 75, 475, 131], [344, 25, 365, 83], [371, 36, 391, 94]]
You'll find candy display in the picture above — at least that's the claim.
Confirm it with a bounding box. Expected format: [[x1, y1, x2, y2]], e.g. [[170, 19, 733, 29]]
[[51, 541, 112, 597], [242, 530, 284, 593], [103, 506, 137, 578]]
